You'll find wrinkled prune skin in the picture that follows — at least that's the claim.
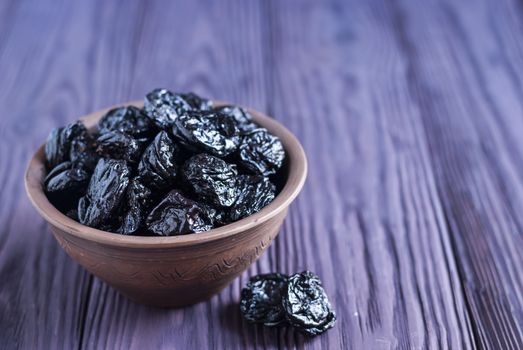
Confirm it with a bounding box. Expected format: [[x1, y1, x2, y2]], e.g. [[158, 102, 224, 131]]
[[173, 112, 241, 157], [183, 154, 239, 207], [145, 190, 213, 236], [229, 175, 275, 222], [238, 128, 285, 176], [78, 158, 130, 228], [43, 91, 288, 236], [96, 131, 141, 163], [206, 206, 229, 227], [180, 92, 213, 111], [45, 162, 90, 195], [45, 121, 87, 170], [69, 132, 99, 171], [138, 131, 180, 189], [98, 106, 155, 138], [283, 271, 336, 336], [144, 88, 192, 129], [118, 177, 152, 235], [44, 162, 90, 212], [45, 161, 73, 183], [240, 273, 289, 326], [214, 105, 257, 132]]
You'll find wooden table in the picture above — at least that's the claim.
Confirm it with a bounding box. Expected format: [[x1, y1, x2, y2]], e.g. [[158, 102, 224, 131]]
[[1, 0, 523, 348]]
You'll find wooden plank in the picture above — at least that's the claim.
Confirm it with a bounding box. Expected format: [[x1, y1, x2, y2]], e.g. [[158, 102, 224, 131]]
[[386, 0, 523, 347], [3, 0, 523, 348], [262, 0, 477, 348], [77, 1, 274, 349], [0, 1, 106, 349]]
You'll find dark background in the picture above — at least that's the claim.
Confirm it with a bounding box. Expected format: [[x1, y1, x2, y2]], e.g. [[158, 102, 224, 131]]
[[1, 0, 523, 349]]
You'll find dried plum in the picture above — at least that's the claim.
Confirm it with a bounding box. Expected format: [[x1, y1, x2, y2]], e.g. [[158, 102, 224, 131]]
[[45, 162, 90, 195], [145, 190, 213, 236], [138, 131, 180, 189], [118, 177, 152, 235], [183, 154, 239, 207], [180, 92, 213, 111], [45, 121, 87, 169], [96, 131, 141, 163], [240, 273, 289, 326], [283, 271, 336, 336], [43, 90, 288, 236], [144, 88, 192, 129], [238, 128, 285, 176], [229, 175, 275, 221], [98, 106, 155, 138], [44, 162, 90, 212], [69, 132, 98, 171], [214, 105, 257, 132], [173, 112, 241, 157], [78, 158, 130, 228]]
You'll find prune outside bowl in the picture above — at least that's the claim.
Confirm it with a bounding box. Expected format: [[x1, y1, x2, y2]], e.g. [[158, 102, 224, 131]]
[[25, 101, 307, 308]]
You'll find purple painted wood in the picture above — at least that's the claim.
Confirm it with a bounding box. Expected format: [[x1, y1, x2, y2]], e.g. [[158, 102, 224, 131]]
[[1, 0, 523, 348]]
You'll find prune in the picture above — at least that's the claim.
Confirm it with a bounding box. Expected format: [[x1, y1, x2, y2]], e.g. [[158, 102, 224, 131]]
[[144, 88, 192, 129], [118, 177, 152, 235], [138, 131, 180, 189], [43, 90, 288, 236], [173, 112, 241, 157], [45, 121, 87, 169], [229, 175, 275, 221], [98, 106, 155, 138], [96, 131, 141, 163], [238, 128, 285, 176], [214, 105, 257, 132], [145, 190, 213, 236], [180, 92, 213, 111], [45, 162, 90, 195], [45, 162, 73, 183], [78, 158, 130, 228], [69, 132, 98, 171], [183, 154, 239, 207], [283, 271, 336, 336], [240, 273, 289, 326]]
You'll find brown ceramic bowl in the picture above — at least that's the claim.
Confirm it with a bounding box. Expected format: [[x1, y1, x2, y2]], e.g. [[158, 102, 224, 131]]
[[25, 101, 307, 308]]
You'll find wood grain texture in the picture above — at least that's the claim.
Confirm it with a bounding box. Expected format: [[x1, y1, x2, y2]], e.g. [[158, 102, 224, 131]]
[[1, 0, 523, 349]]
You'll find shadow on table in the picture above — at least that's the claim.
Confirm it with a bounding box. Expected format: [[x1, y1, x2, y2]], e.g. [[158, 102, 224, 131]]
[[218, 301, 314, 348]]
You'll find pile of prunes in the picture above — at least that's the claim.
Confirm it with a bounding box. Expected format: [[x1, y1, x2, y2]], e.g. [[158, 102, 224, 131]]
[[240, 271, 336, 335], [43, 89, 286, 236]]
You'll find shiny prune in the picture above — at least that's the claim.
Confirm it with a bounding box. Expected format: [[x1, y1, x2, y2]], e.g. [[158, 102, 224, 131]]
[[144, 88, 192, 129], [69, 132, 98, 171], [45, 121, 87, 170], [145, 190, 213, 236], [45, 162, 90, 195], [283, 271, 336, 336], [240, 273, 289, 326], [118, 177, 152, 235], [43, 90, 288, 236], [137, 131, 181, 189], [78, 158, 130, 228], [238, 128, 285, 176], [183, 154, 239, 207], [229, 175, 275, 221], [180, 92, 213, 111], [214, 105, 257, 132], [173, 112, 241, 157], [96, 131, 141, 163], [98, 106, 155, 138], [44, 162, 90, 212]]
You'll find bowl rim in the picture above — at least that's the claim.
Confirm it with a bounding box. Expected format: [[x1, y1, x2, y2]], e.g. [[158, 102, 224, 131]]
[[25, 100, 308, 248]]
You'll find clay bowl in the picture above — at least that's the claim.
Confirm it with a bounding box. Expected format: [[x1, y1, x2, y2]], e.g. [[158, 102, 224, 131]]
[[25, 101, 307, 308]]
